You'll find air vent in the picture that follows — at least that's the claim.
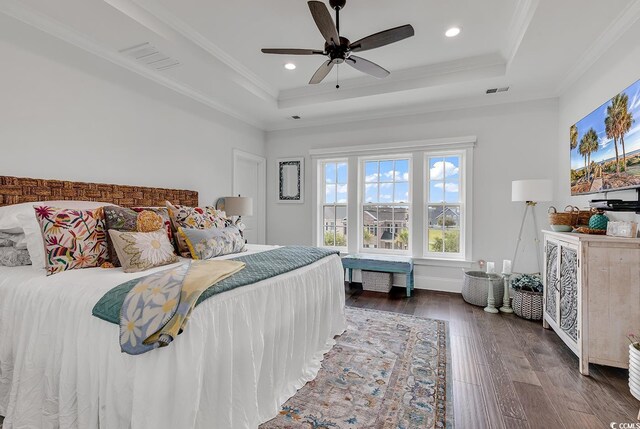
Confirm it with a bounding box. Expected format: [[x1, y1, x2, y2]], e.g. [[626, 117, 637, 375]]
[[291, 115, 301, 120], [119, 42, 180, 71], [486, 86, 509, 94]]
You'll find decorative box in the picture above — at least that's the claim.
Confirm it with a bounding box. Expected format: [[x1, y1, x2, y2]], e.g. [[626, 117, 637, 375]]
[[361, 270, 392, 293], [606, 221, 638, 238]]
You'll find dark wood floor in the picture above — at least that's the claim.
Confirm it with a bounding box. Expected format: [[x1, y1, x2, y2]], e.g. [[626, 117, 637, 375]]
[[346, 285, 640, 429]]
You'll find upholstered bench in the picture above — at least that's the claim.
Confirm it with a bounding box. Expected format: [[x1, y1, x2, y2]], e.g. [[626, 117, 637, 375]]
[[341, 253, 414, 297]]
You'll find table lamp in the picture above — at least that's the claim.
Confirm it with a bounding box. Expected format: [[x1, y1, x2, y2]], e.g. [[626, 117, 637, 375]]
[[223, 195, 253, 236], [511, 179, 552, 273]]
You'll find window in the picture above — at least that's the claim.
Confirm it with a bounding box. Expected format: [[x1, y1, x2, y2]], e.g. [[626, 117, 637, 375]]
[[312, 137, 473, 262], [426, 154, 464, 257], [321, 160, 348, 247], [361, 157, 410, 252]]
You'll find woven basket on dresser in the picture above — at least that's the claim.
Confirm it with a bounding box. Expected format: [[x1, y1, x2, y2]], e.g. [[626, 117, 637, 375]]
[[361, 270, 392, 293], [461, 271, 503, 307], [512, 289, 543, 320]]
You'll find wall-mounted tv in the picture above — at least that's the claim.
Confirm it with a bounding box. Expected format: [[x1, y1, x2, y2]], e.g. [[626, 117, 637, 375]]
[[570, 78, 640, 195]]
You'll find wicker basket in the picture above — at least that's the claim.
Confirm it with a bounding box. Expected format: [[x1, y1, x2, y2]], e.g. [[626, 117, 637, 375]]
[[462, 271, 503, 307], [512, 289, 543, 320], [576, 207, 597, 226], [548, 205, 579, 226], [362, 271, 392, 293]]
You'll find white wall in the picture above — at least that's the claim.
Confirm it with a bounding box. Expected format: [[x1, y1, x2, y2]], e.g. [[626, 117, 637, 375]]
[[0, 15, 265, 206], [557, 18, 640, 225], [266, 98, 559, 292]]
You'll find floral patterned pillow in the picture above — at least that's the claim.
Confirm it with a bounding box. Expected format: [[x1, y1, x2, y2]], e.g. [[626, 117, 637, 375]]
[[166, 201, 228, 257], [104, 206, 173, 266], [34, 206, 109, 276], [177, 226, 246, 260], [108, 229, 178, 273]]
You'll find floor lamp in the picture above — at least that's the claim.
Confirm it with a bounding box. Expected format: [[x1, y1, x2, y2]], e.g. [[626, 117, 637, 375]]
[[511, 179, 552, 274]]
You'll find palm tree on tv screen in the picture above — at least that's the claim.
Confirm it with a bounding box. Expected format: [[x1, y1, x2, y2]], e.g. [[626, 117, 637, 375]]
[[579, 128, 599, 180], [605, 104, 621, 173], [610, 93, 635, 171]]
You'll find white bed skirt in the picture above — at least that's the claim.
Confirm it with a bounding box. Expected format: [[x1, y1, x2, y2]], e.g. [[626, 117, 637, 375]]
[[0, 252, 346, 429]]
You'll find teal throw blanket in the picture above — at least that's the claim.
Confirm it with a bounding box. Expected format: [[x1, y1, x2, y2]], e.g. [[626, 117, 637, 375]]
[[92, 246, 340, 325]]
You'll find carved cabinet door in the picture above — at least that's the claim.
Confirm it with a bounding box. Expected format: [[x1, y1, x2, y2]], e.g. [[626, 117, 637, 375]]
[[559, 243, 579, 345], [544, 239, 559, 323]]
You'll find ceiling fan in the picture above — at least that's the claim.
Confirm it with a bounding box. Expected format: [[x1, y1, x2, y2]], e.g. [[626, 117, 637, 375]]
[[261, 0, 414, 85]]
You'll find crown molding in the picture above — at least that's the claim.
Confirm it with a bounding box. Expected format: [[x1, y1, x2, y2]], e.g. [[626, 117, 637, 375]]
[[126, 0, 279, 103], [556, 0, 640, 95], [0, 0, 264, 129], [277, 53, 506, 109], [503, 0, 539, 69], [308, 136, 477, 157]]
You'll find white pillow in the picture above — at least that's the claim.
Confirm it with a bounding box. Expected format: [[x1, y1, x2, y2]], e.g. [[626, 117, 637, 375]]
[[8, 201, 115, 269]]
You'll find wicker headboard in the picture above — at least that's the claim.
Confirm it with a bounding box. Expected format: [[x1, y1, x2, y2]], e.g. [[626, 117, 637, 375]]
[[0, 176, 198, 207]]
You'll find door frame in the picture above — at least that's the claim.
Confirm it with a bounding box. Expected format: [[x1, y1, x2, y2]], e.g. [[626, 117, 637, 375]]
[[232, 149, 266, 244]]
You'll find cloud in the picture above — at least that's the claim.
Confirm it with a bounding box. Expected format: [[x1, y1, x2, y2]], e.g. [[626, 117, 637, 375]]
[[630, 87, 640, 111], [430, 161, 459, 180], [365, 173, 379, 182], [434, 182, 459, 192], [336, 184, 348, 194]]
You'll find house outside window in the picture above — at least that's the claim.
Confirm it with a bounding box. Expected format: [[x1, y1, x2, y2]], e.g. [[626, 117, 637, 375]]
[[321, 160, 348, 248], [426, 153, 465, 258], [361, 157, 411, 253]]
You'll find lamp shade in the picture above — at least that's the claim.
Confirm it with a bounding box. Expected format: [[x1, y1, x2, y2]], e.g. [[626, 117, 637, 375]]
[[224, 196, 253, 216], [511, 179, 553, 202]]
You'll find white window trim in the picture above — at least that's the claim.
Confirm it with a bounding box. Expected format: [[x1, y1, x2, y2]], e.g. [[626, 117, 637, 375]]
[[423, 150, 471, 261], [315, 158, 348, 250], [311, 136, 475, 262], [357, 154, 413, 255]]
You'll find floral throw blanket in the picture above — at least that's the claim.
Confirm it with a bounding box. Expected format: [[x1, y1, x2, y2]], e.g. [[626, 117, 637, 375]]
[[119, 259, 244, 355]]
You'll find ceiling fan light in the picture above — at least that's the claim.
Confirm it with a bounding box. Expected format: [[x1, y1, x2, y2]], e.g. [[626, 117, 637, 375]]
[[445, 27, 461, 38], [284, 63, 297, 70]]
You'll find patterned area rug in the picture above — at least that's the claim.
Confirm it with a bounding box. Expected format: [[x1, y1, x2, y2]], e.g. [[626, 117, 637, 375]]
[[261, 307, 453, 429]]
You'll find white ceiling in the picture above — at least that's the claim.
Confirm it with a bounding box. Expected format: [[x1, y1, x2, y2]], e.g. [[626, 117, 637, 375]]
[[1, 0, 639, 131]]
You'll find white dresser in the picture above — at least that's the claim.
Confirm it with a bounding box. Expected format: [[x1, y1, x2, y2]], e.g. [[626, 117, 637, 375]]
[[542, 230, 640, 375]]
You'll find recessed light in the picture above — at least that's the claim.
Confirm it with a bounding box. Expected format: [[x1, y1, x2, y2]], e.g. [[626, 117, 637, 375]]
[[284, 63, 296, 70], [445, 27, 461, 38]]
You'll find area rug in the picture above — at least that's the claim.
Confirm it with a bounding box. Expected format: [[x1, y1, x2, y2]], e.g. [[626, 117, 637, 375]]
[[260, 307, 453, 429]]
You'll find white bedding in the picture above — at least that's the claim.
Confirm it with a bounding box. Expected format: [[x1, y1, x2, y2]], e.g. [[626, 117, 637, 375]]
[[0, 244, 346, 429]]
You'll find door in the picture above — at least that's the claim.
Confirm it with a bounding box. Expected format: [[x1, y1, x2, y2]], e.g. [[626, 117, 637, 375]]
[[559, 243, 579, 344], [233, 149, 266, 244], [544, 238, 559, 323]]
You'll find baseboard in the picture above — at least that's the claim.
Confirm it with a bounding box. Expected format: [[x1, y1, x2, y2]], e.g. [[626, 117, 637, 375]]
[[413, 275, 462, 293]]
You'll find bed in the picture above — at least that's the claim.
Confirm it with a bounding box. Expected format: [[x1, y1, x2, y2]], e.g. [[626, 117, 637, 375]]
[[0, 176, 346, 429]]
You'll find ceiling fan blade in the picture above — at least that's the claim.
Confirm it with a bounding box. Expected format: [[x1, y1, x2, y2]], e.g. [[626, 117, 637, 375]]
[[309, 59, 335, 84], [308, 1, 340, 46], [349, 24, 415, 52], [346, 56, 389, 78], [261, 48, 324, 55]]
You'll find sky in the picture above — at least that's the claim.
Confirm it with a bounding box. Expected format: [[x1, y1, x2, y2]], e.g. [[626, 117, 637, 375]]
[[324, 156, 460, 204], [324, 157, 461, 204], [570, 78, 640, 170]]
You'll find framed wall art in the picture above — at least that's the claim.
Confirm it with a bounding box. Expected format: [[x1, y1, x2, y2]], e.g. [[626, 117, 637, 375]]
[[278, 157, 304, 203]]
